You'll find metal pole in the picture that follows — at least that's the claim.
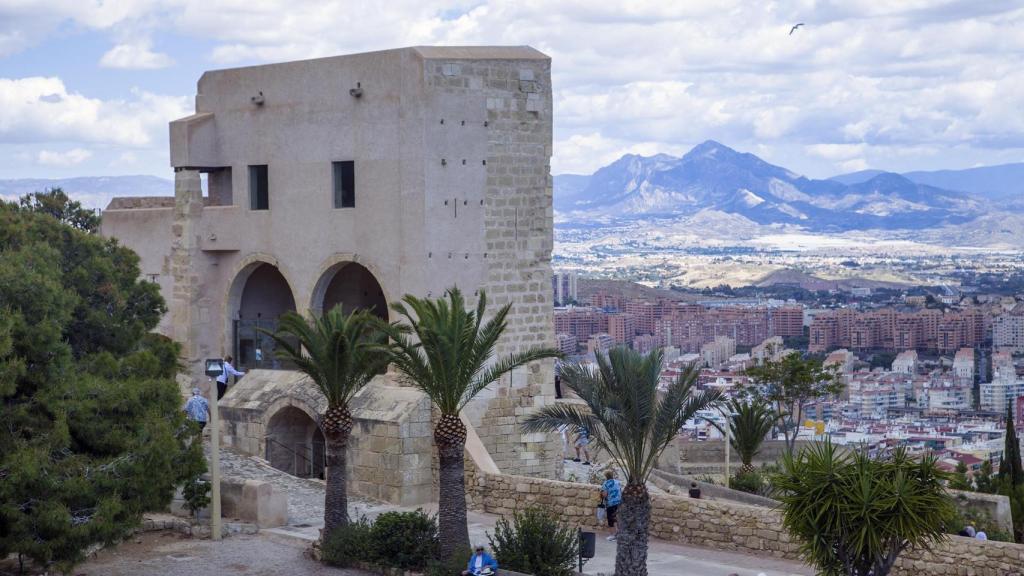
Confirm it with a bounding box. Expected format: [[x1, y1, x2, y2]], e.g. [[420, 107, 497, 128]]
[[210, 377, 222, 541]]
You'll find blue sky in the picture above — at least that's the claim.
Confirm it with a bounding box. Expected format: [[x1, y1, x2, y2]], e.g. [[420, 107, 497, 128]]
[[2, 0, 1023, 182]]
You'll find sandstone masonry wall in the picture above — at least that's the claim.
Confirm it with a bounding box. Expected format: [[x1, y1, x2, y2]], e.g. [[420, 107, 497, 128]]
[[423, 55, 561, 480], [468, 472, 1024, 576]]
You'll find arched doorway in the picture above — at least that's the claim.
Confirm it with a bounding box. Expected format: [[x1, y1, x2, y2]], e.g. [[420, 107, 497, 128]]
[[264, 406, 326, 478], [311, 262, 388, 320], [230, 262, 297, 370]]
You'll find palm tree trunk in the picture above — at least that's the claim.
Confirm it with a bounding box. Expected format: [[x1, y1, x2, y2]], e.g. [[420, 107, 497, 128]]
[[323, 430, 350, 537], [437, 438, 470, 559], [615, 484, 651, 576]]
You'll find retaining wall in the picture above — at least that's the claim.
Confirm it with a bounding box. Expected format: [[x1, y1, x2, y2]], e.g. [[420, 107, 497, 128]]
[[467, 471, 1024, 576]]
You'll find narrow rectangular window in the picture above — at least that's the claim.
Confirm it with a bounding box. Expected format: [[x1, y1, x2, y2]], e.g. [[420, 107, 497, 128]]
[[249, 164, 269, 210], [332, 161, 354, 208]]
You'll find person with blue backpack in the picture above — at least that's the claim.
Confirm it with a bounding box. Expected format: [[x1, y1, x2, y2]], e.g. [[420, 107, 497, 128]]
[[600, 470, 623, 541]]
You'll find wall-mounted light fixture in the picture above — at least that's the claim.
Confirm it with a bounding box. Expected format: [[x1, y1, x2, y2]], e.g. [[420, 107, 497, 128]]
[[251, 91, 264, 106], [349, 82, 363, 98]]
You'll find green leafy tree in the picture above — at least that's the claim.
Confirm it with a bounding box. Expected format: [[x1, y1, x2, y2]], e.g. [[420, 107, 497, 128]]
[[381, 288, 560, 559], [262, 307, 387, 536], [949, 460, 972, 491], [18, 188, 100, 233], [974, 459, 996, 494], [743, 352, 843, 455], [711, 398, 775, 476], [488, 507, 579, 576], [0, 202, 202, 573], [522, 348, 721, 576], [772, 442, 954, 576]]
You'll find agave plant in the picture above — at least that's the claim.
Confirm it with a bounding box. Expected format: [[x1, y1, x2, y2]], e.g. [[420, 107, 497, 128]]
[[262, 306, 387, 536], [522, 347, 721, 576]]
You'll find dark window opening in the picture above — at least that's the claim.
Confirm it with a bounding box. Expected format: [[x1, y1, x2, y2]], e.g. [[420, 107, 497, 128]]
[[249, 164, 269, 210], [333, 161, 354, 208]]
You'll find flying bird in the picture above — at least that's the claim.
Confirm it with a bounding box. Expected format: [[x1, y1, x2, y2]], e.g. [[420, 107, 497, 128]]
[[789, 23, 804, 35]]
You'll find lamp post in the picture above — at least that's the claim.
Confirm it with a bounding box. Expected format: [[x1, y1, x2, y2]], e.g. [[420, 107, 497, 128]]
[[205, 358, 224, 541], [723, 409, 739, 485]]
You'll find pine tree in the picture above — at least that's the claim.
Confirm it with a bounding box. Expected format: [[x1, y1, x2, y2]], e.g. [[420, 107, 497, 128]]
[[0, 201, 203, 572]]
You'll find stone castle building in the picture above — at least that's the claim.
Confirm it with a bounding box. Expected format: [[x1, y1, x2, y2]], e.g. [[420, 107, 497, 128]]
[[101, 46, 559, 504]]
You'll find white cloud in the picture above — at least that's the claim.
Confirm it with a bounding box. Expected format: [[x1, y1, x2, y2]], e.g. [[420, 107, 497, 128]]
[[100, 41, 173, 69], [36, 148, 92, 166], [0, 76, 189, 146], [4, 1, 1024, 177]]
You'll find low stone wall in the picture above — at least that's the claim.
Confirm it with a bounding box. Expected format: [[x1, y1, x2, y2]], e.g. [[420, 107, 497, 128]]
[[949, 489, 1014, 536], [467, 472, 1024, 576], [650, 468, 778, 508]]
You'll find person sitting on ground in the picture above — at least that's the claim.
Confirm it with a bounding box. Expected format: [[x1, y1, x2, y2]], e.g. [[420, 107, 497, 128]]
[[574, 426, 592, 465], [463, 544, 498, 576], [975, 530, 988, 541], [183, 387, 210, 432], [688, 481, 701, 499], [600, 470, 623, 541]]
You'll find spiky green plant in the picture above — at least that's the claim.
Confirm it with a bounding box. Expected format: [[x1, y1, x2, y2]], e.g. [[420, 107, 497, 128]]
[[772, 441, 954, 576], [522, 347, 721, 576], [262, 306, 387, 536], [380, 287, 561, 559]]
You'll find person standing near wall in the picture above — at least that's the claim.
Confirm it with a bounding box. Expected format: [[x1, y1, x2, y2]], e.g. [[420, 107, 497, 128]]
[[574, 426, 592, 465], [601, 470, 623, 541], [216, 355, 245, 400]]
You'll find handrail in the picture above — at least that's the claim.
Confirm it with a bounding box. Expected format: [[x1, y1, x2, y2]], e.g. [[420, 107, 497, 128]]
[[265, 437, 314, 477]]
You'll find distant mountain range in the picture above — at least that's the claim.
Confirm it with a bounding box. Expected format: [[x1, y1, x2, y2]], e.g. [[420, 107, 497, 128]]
[[554, 141, 1022, 233], [0, 175, 173, 210]]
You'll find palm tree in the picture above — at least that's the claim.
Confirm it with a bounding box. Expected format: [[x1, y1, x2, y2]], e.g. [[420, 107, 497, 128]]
[[262, 306, 387, 537], [381, 287, 561, 558], [713, 398, 775, 476], [522, 347, 721, 576]]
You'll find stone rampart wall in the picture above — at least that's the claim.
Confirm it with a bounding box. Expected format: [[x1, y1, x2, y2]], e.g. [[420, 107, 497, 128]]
[[467, 472, 1024, 576]]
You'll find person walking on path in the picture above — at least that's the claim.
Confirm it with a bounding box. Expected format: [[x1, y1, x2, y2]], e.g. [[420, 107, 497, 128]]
[[574, 425, 592, 465], [184, 387, 210, 431], [600, 470, 623, 541], [216, 355, 245, 400]]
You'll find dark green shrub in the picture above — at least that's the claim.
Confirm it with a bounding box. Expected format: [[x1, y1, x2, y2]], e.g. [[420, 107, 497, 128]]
[[425, 552, 471, 576], [181, 478, 211, 519], [488, 507, 579, 576], [729, 470, 765, 495], [321, 516, 376, 567], [370, 510, 439, 570]]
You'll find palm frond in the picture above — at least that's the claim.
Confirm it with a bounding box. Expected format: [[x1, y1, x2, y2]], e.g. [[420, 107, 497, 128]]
[[380, 287, 560, 416]]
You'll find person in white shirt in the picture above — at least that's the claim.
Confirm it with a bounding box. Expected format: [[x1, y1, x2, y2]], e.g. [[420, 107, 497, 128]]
[[975, 531, 988, 541], [216, 355, 245, 400]]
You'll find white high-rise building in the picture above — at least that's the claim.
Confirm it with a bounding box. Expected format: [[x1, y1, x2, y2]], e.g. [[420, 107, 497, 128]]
[[994, 304, 1024, 353], [552, 270, 578, 305]]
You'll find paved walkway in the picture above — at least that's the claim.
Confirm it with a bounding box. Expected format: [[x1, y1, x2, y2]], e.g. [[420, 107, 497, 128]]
[[76, 531, 366, 576], [209, 447, 811, 576]]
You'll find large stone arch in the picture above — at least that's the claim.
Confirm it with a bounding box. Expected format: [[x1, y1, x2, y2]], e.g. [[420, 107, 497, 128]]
[[223, 254, 300, 370], [309, 254, 391, 320]]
